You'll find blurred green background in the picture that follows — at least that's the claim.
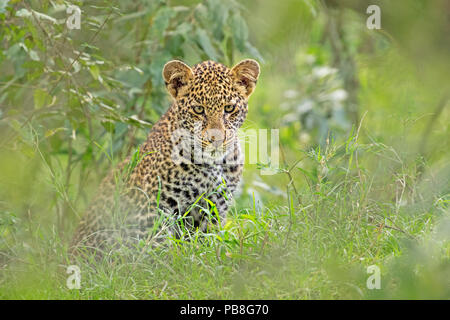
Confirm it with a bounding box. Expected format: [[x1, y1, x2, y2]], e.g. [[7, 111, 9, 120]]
[[0, 0, 449, 299]]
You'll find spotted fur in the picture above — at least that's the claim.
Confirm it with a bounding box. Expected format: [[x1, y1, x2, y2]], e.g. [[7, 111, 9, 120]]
[[71, 59, 260, 254]]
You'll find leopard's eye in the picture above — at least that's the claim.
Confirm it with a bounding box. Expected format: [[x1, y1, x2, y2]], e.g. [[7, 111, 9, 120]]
[[193, 105, 205, 114], [224, 104, 236, 113]]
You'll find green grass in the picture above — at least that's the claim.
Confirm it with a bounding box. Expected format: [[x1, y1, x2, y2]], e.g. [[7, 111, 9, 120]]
[[1, 131, 448, 300]]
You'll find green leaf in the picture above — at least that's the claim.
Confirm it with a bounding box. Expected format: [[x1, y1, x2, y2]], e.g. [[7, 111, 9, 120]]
[[89, 65, 105, 86], [33, 89, 52, 109], [196, 28, 218, 61], [181, 40, 202, 65], [28, 49, 39, 61], [89, 64, 100, 80], [152, 6, 176, 38], [101, 120, 116, 134], [45, 127, 66, 138], [230, 13, 248, 52]]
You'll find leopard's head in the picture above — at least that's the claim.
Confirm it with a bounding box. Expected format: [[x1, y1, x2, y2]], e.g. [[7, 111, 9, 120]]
[[163, 59, 260, 160]]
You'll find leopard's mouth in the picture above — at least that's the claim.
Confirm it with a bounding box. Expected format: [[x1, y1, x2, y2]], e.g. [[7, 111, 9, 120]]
[[194, 137, 237, 162], [201, 141, 225, 152], [200, 143, 228, 162], [205, 145, 224, 157], [201, 136, 236, 149]]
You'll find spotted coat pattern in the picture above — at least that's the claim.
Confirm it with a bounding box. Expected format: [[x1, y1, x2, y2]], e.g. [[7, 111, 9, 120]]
[[71, 59, 260, 254]]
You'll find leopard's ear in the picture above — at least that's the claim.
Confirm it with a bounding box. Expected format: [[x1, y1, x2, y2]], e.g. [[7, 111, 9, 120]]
[[231, 59, 260, 98], [162, 60, 194, 99]]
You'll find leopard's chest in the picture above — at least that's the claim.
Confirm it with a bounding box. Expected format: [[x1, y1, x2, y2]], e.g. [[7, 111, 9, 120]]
[[159, 161, 226, 213]]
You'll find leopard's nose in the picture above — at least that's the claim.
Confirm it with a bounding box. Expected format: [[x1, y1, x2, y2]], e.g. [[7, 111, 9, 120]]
[[206, 129, 225, 147]]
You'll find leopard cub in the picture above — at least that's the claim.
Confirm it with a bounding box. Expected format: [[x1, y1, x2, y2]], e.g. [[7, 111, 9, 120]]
[[71, 59, 260, 253]]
